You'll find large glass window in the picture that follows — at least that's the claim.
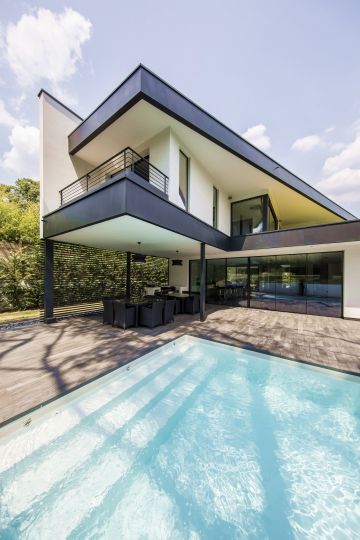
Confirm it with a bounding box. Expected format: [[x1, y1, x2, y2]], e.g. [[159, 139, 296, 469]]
[[306, 252, 342, 317], [189, 260, 201, 293], [275, 254, 307, 313], [231, 196, 264, 236], [249, 256, 277, 310], [179, 151, 189, 210], [206, 259, 226, 304], [231, 195, 278, 236], [226, 258, 248, 306], [189, 252, 343, 317]]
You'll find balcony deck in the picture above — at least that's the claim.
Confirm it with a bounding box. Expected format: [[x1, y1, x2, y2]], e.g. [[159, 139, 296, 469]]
[[1, 306, 359, 426], [60, 147, 168, 205]]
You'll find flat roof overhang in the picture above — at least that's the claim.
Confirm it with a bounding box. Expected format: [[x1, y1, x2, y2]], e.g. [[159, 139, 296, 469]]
[[68, 65, 355, 222], [43, 170, 360, 257], [43, 171, 229, 256]]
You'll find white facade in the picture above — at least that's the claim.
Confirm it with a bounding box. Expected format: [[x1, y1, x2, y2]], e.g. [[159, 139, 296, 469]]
[[40, 82, 360, 321]]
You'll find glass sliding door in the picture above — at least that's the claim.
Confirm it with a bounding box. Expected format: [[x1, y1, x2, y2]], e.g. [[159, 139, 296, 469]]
[[306, 252, 343, 317], [275, 254, 307, 313], [206, 259, 226, 304], [226, 258, 249, 306], [189, 260, 200, 293], [249, 256, 276, 310], [189, 252, 343, 318]]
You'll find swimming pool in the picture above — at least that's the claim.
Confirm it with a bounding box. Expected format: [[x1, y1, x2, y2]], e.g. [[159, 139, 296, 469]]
[[0, 336, 359, 539]]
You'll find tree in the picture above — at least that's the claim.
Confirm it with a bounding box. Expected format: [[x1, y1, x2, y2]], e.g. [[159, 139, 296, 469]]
[[0, 179, 39, 245], [8, 178, 40, 207]]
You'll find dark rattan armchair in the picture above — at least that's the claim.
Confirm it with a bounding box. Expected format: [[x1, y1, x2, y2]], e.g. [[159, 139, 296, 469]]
[[139, 301, 165, 329], [163, 299, 176, 324], [113, 301, 136, 329]]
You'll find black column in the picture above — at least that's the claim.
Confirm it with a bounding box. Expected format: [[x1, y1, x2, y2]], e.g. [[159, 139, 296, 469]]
[[44, 239, 55, 324], [200, 242, 206, 321], [126, 252, 131, 299]]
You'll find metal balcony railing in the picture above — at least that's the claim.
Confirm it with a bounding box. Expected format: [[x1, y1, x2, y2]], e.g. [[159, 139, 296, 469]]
[[59, 147, 169, 205]]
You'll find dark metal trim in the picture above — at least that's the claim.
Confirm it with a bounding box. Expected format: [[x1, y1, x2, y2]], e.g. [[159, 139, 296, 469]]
[[43, 172, 229, 250], [44, 239, 55, 323], [179, 149, 189, 211], [200, 242, 206, 321], [126, 252, 131, 298], [68, 65, 355, 221]]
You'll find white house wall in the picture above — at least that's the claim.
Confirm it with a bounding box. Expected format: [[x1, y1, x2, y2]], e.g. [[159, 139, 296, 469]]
[[168, 258, 189, 290], [343, 244, 360, 319], [39, 93, 91, 226]]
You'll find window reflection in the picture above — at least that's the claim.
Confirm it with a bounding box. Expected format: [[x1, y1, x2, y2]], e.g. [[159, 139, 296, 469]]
[[250, 257, 276, 310], [231, 195, 278, 236], [189, 252, 343, 317], [306, 252, 342, 317], [275, 255, 307, 313]]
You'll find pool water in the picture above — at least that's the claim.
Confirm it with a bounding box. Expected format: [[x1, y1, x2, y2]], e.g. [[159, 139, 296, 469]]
[[0, 336, 359, 539]]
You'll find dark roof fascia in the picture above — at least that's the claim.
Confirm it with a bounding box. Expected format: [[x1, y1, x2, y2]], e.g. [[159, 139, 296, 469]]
[[67, 65, 355, 221], [38, 89, 83, 121], [230, 219, 360, 251], [42, 171, 229, 251]]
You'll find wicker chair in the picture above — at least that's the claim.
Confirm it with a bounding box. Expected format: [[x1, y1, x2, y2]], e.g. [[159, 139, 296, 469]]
[[139, 301, 165, 328], [163, 299, 176, 324], [113, 301, 136, 329], [102, 297, 115, 324]]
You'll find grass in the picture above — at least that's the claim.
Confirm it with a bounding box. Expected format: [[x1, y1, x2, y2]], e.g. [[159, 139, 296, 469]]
[[0, 309, 40, 324]]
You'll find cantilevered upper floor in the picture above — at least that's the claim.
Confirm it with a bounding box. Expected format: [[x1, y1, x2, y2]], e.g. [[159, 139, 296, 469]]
[[39, 64, 356, 241]]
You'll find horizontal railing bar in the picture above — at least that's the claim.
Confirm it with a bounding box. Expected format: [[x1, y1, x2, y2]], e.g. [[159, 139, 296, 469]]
[[59, 146, 168, 205]]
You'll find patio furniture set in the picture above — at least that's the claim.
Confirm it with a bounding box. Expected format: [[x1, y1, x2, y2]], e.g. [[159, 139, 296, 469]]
[[102, 287, 200, 329]]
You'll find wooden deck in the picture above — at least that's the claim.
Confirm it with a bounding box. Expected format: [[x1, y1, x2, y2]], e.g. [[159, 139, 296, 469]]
[[1, 306, 359, 425]]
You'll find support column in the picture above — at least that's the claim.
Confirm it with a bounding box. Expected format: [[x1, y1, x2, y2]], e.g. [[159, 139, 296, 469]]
[[126, 252, 131, 299], [200, 242, 206, 321], [44, 239, 55, 324]]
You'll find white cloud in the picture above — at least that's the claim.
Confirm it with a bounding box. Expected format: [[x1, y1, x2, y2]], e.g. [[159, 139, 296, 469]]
[[3, 7, 91, 103], [315, 127, 360, 215], [323, 132, 360, 175], [242, 124, 271, 151], [317, 168, 360, 207], [291, 134, 322, 152], [0, 124, 39, 179], [0, 99, 17, 128]]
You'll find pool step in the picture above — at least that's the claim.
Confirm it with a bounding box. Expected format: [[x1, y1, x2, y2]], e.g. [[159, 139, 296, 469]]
[[0, 349, 212, 536]]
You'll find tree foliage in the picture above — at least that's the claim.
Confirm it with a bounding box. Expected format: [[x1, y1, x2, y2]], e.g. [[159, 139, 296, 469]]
[[0, 179, 40, 244]]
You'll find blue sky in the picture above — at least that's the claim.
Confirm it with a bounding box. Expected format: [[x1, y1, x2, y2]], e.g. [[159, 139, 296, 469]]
[[1, 0, 360, 215]]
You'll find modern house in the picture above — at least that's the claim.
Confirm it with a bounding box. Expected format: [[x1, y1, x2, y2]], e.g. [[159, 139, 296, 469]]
[[39, 65, 360, 323]]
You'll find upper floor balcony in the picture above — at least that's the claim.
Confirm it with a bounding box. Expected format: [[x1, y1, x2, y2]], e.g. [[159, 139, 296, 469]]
[[59, 147, 169, 206]]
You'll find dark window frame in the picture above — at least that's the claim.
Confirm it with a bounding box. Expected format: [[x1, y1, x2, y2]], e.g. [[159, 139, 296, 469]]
[[179, 150, 190, 211], [189, 250, 343, 318], [231, 194, 278, 236], [212, 186, 219, 228]]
